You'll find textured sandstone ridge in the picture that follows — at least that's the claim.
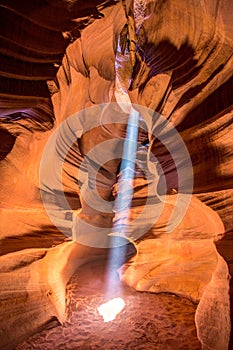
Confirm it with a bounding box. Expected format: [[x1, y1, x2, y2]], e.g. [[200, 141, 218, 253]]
[[118, 196, 230, 349], [0, 0, 233, 349]]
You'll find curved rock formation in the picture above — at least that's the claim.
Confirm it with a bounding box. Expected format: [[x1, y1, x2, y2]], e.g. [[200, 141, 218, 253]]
[[0, 0, 232, 349]]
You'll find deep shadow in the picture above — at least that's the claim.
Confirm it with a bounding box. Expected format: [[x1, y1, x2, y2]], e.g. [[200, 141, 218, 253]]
[[177, 75, 233, 132], [0, 128, 16, 160], [131, 39, 199, 95]]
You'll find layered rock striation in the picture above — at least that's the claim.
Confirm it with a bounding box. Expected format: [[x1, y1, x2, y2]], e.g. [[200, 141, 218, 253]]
[[0, 1, 232, 349]]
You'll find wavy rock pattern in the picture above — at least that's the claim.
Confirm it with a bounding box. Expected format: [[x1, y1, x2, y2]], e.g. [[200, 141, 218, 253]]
[[0, 0, 233, 349]]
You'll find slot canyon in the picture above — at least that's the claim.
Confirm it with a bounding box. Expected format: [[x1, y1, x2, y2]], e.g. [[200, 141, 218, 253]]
[[0, 1, 233, 349]]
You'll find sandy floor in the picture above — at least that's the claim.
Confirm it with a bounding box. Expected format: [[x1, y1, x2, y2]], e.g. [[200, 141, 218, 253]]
[[15, 259, 201, 350]]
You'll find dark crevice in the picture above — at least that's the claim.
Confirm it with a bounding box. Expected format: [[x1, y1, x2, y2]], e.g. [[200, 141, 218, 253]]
[[0, 76, 51, 97], [132, 39, 199, 110], [177, 76, 233, 131], [0, 128, 16, 160], [0, 53, 58, 80]]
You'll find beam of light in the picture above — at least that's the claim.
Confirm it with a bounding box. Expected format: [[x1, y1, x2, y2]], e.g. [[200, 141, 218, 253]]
[[107, 106, 139, 270], [97, 108, 140, 321], [109, 107, 140, 243], [97, 297, 125, 322]]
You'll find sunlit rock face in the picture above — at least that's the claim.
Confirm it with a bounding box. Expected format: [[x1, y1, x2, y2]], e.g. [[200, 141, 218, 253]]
[[0, 0, 233, 349]]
